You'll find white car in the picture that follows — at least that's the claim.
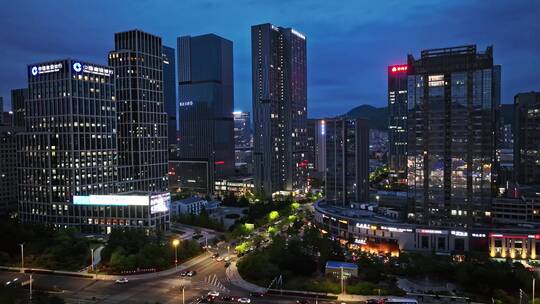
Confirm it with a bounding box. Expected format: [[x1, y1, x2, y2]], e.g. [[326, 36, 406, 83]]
[[237, 298, 251, 303], [115, 278, 129, 284], [207, 290, 220, 297], [216, 257, 224, 262]]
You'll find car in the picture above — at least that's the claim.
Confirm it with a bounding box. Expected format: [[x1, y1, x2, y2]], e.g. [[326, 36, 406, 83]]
[[207, 290, 220, 297], [237, 298, 251, 303], [249, 292, 265, 297], [224, 256, 231, 262], [180, 271, 189, 277], [221, 296, 236, 301], [216, 257, 224, 262], [296, 300, 310, 304], [115, 278, 129, 284], [212, 253, 220, 258], [187, 270, 197, 277]]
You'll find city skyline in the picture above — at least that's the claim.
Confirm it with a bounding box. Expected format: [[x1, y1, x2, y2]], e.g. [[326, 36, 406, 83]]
[[1, 1, 539, 118]]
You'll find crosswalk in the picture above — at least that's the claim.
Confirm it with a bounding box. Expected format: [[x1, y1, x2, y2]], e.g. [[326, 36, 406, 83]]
[[190, 274, 229, 293]]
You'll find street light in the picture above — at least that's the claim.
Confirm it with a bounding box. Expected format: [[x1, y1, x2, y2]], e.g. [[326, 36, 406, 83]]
[[90, 248, 95, 273], [19, 243, 24, 274], [172, 239, 180, 269]]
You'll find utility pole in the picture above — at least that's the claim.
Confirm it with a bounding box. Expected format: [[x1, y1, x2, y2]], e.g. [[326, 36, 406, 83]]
[[91, 248, 95, 273], [340, 266, 344, 295], [19, 243, 24, 273], [533, 278, 536, 304], [29, 273, 33, 302]]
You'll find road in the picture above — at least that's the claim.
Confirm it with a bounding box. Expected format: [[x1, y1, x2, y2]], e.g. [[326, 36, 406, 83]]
[[0, 250, 345, 304]]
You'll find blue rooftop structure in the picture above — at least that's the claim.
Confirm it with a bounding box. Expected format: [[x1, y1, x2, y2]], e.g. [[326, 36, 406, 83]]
[[325, 261, 358, 269]]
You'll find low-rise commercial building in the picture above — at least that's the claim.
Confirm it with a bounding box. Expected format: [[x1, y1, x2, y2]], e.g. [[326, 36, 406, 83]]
[[170, 197, 208, 216], [314, 200, 539, 261], [214, 177, 254, 198]]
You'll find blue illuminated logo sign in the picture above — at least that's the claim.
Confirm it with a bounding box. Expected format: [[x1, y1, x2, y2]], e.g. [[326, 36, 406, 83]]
[[31, 66, 38, 76], [73, 62, 82, 72]]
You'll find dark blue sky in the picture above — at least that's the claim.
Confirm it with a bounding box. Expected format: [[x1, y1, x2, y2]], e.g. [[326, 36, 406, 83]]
[[1, 0, 538, 117]]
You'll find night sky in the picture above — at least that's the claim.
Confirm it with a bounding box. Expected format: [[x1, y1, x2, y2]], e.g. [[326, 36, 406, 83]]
[[1, 0, 538, 118]]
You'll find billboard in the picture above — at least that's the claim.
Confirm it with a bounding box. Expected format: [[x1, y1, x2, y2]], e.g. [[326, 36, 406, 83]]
[[150, 193, 170, 214], [73, 195, 149, 206]]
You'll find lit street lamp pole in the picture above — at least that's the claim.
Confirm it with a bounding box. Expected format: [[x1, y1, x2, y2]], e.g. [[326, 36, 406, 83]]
[[19, 243, 24, 273], [29, 273, 33, 302], [172, 239, 180, 269], [533, 277, 536, 304], [91, 248, 95, 273]]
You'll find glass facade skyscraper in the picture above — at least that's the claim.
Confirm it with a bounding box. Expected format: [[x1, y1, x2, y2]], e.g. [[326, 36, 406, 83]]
[[177, 34, 235, 194], [325, 118, 369, 206], [406, 45, 500, 226], [162, 45, 177, 155], [11, 88, 27, 128], [109, 29, 168, 193], [514, 92, 540, 185], [19, 59, 118, 231], [251, 23, 308, 197], [388, 64, 408, 177]]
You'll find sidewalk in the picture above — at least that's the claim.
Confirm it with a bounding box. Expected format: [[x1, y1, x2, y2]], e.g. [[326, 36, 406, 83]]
[[0, 252, 212, 282], [225, 261, 266, 293]]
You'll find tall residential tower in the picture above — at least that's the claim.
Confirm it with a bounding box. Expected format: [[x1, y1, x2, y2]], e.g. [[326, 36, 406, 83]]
[[251, 23, 308, 198]]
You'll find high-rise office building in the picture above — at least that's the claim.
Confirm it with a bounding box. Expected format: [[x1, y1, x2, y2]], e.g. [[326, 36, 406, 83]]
[[11, 88, 27, 128], [234, 111, 251, 149], [325, 118, 369, 206], [233, 111, 252, 168], [19, 59, 118, 230], [388, 64, 408, 177], [109, 29, 168, 193], [251, 23, 308, 198], [514, 92, 540, 185], [177, 34, 234, 194], [163, 45, 178, 156], [306, 118, 326, 174], [0, 126, 19, 215], [406, 45, 501, 225]]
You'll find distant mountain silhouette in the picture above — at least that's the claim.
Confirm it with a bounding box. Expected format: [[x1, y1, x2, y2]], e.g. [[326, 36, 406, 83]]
[[343, 105, 388, 130], [337, 103, 512, 131]]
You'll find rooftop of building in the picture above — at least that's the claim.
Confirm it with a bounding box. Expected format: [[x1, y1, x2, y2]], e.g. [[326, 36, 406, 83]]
[[173, 196, 206, 205]]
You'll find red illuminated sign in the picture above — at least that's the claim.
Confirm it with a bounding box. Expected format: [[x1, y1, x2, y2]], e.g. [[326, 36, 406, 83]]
[[390, 65, 408, 73], [215, 161, 225, 165]]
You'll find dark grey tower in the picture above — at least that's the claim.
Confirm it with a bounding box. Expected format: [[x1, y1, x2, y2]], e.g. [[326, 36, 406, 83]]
[[325, 118, 369, 206], [177, 34, 234, 194], [514, 92, 540, 185], [109, 29, 168, 193], [163, 45, 178, 156], [407, 45, 501, 226], [11, 88, 27, 128], [388, 64, 408, 178], [251, 23, 308, 198]]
